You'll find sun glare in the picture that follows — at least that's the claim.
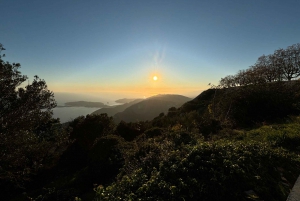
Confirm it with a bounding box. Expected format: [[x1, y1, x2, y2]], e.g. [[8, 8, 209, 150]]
[[153, 76, 158, 81]]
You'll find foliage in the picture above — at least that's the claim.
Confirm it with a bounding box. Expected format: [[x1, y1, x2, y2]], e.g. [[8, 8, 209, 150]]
[[0, 44, 69, 193], [0, 45, 56, 135], [59, 114, 115, 170], [88, 135, 126, 183], [144, 127, 164, 138], [95, 139, 300, 201], [214, 82, 300, 127], [52, 116, 125, 199], [69, 114, 114, 149], [93, 111, 300, 201], [219, 43, 300, 87], [174, 82, 300, 128], [116, 121, 144, 141], [224, 118, 300, 152]]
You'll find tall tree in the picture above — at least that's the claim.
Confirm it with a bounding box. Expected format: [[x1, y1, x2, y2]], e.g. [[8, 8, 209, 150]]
[[0, 44, 64, 189], [253, 54, 280, 83], [274, 47, 300, 81], [0, 44, 56, 135], [219, 43, 300, 87]]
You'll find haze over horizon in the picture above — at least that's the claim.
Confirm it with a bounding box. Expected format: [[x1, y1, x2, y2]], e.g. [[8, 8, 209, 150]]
[[2, 0, 300, 101]]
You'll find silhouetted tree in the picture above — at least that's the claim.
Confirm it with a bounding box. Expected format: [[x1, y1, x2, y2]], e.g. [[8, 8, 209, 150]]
[[219, 43, 300, 87], [0, 44, 56, 135], [68, 114, 114, 148], [219, 75, 237, 88], [0, 44, 65, 190], [116, 121, 142, 141], [275, 44, 300, 81]]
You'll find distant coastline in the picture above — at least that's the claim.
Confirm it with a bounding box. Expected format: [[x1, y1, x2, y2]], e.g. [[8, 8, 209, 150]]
[[56, 105, 104, 108], [56, 105, 74, 108], [64, 101, 110, 108]]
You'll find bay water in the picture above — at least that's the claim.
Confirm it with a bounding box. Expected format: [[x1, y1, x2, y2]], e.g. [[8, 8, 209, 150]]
[[52, 107, 100, 123]]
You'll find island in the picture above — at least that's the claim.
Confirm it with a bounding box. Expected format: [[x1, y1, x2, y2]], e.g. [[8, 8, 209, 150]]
[[64, 101, 110, 108]]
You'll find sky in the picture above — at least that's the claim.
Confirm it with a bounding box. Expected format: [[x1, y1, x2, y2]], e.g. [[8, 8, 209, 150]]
[[1, 0, 300, 102]]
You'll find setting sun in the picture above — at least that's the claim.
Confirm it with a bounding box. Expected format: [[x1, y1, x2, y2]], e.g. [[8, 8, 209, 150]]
[[153, 76, 158, 81]]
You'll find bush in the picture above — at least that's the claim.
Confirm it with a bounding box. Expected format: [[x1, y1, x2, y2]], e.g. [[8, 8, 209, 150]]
[[69, 114, 114, 149], [221, 83, 300, 127], [144, 127, 164, 138], [0, 44, 69, 197], [95, 140, 300, 201], [88, 135, 126, 184], [116, 121, 143, 141]]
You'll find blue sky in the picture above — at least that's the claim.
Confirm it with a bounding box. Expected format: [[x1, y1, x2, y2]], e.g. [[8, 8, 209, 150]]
[[1, 0, 300, 101]]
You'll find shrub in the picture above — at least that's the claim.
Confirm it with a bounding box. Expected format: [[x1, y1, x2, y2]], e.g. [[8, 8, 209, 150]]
[[116, 121, 143, 141], [95, 140, 300, 201]]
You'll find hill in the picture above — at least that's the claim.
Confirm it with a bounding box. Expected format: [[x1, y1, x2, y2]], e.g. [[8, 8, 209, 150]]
[[91, 99, 143, 117], [115, 98, 137, 104], [151, 81, 300, 130], [113, 94, 191, 123]]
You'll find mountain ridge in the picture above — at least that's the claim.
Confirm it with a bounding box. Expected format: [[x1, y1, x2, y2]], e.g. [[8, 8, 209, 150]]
[[113, 94, 192, 123]]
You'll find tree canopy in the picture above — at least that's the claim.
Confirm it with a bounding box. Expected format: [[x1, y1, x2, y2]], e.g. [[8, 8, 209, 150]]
[[219, 43, 300, 88], [0, 44, 56, 135], [0, 44, 66, 190]]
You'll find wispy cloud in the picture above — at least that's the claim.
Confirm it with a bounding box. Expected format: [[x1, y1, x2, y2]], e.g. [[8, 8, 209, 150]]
[[153, 44, 166, 69]]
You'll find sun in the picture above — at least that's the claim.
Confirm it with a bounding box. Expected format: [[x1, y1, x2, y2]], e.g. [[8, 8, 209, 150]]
[[153, 76, 158, 81]]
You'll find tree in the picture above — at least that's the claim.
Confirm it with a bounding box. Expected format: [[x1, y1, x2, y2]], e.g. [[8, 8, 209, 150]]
[[0, 44, 56, 135], [219, 43, 300, 87], [253, 55, 272, 83], [0, 44, 64, 190], [274, 47, 300, 81], [219, 75, 236, 88]]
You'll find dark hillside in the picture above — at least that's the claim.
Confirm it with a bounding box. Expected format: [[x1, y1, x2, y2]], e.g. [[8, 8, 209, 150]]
[[113, 94, 191, 123], [159, 81, 300, 129], [92, 99, 143, 117], [115, 98, 137, 103], [180, 88, 216, 113]]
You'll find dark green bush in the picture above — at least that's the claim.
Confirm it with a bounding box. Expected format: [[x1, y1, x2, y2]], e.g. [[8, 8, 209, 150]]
[[88, 135, 125, 184], [95, 140, 300, 201], [198, 118, 221, 137], [59, 114, 115, 169], [144, 127, 164, 138], [69, 114, 114, 149], [219, 82, 300, 127], [116, 121, 143, 141]]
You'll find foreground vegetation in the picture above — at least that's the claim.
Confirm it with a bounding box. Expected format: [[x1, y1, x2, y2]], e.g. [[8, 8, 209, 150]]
[[1, 43, 300, 200], [90, 118, 300, 201]]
